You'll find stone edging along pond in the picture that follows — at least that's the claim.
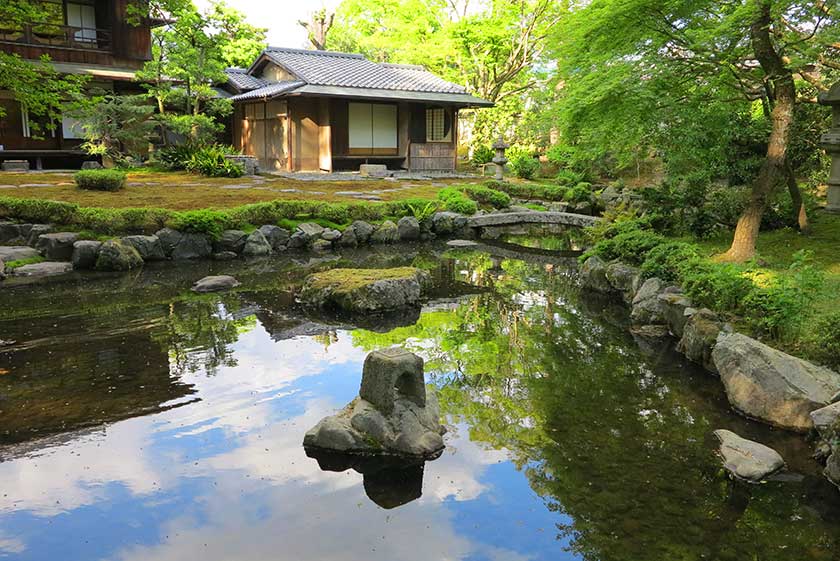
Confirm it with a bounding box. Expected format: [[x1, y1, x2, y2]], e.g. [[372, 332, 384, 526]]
[[579, 254, 840, 486]]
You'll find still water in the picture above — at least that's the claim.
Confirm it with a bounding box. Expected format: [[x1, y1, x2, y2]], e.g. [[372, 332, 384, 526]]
[[1, 242, 839, 561]]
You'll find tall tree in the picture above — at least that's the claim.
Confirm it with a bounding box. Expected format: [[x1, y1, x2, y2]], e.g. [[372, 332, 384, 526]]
[[299, 9, 335, 51]]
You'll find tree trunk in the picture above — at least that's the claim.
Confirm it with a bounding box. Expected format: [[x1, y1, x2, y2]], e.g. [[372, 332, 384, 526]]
[[785, 160, 810, 233], [720, 0, 796, 262]]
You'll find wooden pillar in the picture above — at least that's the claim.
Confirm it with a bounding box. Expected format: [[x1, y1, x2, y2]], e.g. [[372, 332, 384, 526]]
[[318, 97, 332, 172]]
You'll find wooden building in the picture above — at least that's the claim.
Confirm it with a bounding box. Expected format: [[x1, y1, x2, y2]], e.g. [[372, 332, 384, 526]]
[[220, 48, 493, 173], [0, 0, 155, 168]]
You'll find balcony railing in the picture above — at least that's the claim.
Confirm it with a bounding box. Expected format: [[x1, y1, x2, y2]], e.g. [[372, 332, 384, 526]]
[[0, 23, 112, 52]]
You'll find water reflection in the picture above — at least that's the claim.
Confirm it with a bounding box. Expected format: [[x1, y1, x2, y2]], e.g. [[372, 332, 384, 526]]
[[0, 243, 838, 561]]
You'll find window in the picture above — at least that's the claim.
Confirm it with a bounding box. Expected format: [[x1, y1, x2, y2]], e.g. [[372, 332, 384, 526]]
[[425, 107, 451, 142], [66, 2, 97, 42], [348, 102, 397, 155]]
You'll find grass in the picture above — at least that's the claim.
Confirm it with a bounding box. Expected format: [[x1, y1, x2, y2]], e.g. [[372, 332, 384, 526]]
[[0, 170, 471, 210], [5, 256, 46, 269]]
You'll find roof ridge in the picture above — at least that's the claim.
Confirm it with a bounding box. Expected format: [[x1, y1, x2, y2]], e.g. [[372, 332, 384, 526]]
[[265, 46, 365, 59], [380, 63, 426, 71]]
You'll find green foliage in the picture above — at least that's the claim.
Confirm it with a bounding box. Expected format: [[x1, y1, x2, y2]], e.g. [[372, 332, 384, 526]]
[[183, 145, 244, 178], [169, 209, 233, 239], [407, 201, 439, 222], [5, 255, 46, 269], [583, 229, 665, 266], [437, 188, 478, 215], [640, 242, 700, 282], [555, 169, 586, 186], [74, 169, 128, 192], [154, 144, 198, 171], [805, 313, 840, 369], [506, 146, 539, 179], [74, 93, 155, 165], [471, 145, 494, 166], [461, 185, 511, 209], [563, 183, 592, 204]]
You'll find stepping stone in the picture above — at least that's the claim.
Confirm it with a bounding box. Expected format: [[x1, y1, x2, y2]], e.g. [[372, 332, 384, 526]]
[[13, 261, 73, 277], [0, 246, 39, 261], [447, 239, 479, 248], [714, 429, 785, 482], [192, 275, 241, 293]]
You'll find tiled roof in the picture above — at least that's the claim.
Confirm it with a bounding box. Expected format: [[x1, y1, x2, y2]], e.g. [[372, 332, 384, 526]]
[[225, 67, 269, 92], [229, 80, 306, 101], [260, 47, 467, 94]]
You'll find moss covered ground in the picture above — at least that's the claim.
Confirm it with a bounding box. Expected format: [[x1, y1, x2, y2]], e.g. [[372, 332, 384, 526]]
[[304, 267, 423, 293]]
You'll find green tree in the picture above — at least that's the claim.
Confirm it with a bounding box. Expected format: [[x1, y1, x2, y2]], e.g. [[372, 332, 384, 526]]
[[75, 93, 156, 166]]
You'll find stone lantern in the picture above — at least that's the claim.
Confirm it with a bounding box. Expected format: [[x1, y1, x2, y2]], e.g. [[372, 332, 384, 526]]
[[492, 136, 510, 181], [819, 82, 840, 213]]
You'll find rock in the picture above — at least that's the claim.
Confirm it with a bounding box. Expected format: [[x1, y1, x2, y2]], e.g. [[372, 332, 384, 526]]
[[446, 239, 479, 248], [604, 261, 640, 303], [81, 160, 102, 169], [13, 261, 73, 277], [630, 278, 667, 325], [350, 220, 374, 244], [95, 239, 144, 271], [258, 225, 290, 251], [26, 224, 53, 246], [303, 348, 444, 459], [311, 239, 333, 252], [192, 275, 241, 293], [242, 230, 272, 256], [431, 212, 468, 235], [810, 402, 840, 437], [299, 267, 430, 314], [0, 246, 40, 262], [213, 230, 247, 254], [713, 332, 840, 431], [658, 292, 693, 338], [713, 429, 785, 482], [677, 309, 723, 373], [397, 216, 420, 240], [0, 258, 4, 280], [171, 233, 212, 260], [155, 228, 182, 257], [337, 226, 358, 247], [212, 251, 238, 261], [322, 228, 341, 242], [71, 240, 102, 270], [122, 235, 165, 261], [298, 222, 325, 238], [579, 256, 612, 293], [35, 232, 78, 261], [371, 220, 399, 243], [826, 452, 840, 489], [573, 201, 593, 215], [288, 230, 309, 249], [0, 222, 21, 244]]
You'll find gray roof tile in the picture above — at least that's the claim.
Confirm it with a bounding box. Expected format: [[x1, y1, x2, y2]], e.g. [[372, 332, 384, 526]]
[[225, 67, 269, 92], [261, 47, 466, 94], [229, 80, 306, 101]]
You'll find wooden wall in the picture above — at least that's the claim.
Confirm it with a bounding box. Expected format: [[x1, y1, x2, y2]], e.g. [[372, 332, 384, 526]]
[[235, 100, 288, 171], [409, 142, 456, 172]]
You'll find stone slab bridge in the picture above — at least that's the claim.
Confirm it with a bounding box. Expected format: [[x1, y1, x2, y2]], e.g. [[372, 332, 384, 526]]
[[467, 211, 601, 231]]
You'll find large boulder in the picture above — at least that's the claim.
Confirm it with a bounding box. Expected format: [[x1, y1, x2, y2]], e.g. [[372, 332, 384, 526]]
[[13, 261, 73, 277], [677, 309, 724, 373], [604, 261, 641, 303], [95, 239, 144, 271], [172, 233, 212, 260], [26, 224, 53, 246], [713, 429, 785, 482], [213, 230, 247, 254], [71, 240, 102, 270], [192, 275, 241, 293], [0, 246, 40, 262], [371, 220, 399, 243], [155, 228, 182, 257], [122, 235, 165, 261], [658, 292, 693, 338], [258, 225, 290, 252], [337, 226, 358, 247], [299, 267, 430, 314], [350, 221, 374, 244], [579, 256, 612, 293], [304, 348, 444, 458], [712, 332, 840, 432], [242, 230, 272, 256], [630, 278, 668, 325], [397, 216, 421, 241], [811, 401, 840, 436], [431, 212, 467, 235], [0, 221, 21, 244], [35, 232, 78, 261]]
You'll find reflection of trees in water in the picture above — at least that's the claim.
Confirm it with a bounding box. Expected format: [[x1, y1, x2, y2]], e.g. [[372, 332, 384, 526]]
[[351, 256, 840, 561], [152, 295, 257, 377]]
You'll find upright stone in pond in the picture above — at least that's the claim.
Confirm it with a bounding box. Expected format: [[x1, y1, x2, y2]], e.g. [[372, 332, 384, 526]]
[[579, 256, 612, 293], [26, 224, 52, 246], [350, 220, 374, 244], [360, 348, 426, 415], [605, 261, 640, 303], [397, 216, 420, 241], [35, 232, 78, 261], [678, 309, 725, 374], [172, 233, 212, 260], [258, 225, 290, 252], [122, 235, 165, 261], [713, 332, 840, 431], [242, 230, 271, 256], [95, 239, 143, 271], [630, 278, 669, 325], [213, 230, 247, 254], [338, 225, 358, 247], [71, 240, 102, 270], [431, 212, 467, 235], [155, 228, 182, 258], [303, 348, 444, 458], [658, 292, 693, 338], [714, 429, 785, 482]]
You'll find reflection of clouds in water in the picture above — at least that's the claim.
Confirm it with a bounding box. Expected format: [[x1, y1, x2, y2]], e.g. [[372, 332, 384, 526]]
[[0, 532, 26, 555]]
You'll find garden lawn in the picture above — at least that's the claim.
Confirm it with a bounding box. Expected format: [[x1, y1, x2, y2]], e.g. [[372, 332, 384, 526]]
[[0, 170, 474, 210]]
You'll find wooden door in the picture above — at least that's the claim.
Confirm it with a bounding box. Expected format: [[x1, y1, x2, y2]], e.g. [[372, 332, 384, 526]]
[[292, 98, 320, 171]]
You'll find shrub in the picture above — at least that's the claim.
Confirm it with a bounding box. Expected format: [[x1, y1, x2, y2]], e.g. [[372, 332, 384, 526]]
[[680, 261, 754, 313], [640, 242, 701, 282], [155, 144, 198, 171], [169, 209, 237, 239], [437, 188, 477, 214], [564, 183, 593, 204], [805, 312, 840, 369], [462, 185, 511, 209], [0, 197, 79, 224], [582, 228, 665, 266], [471, 145, 494, 166], [74, 169, 127, 192], [184, 145, 244, 178], [508, 152, 539, 180], [555, 169, 586, 186]]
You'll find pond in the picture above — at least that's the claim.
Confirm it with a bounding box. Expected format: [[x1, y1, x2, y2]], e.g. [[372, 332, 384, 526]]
[[1, 242, 839, 561]]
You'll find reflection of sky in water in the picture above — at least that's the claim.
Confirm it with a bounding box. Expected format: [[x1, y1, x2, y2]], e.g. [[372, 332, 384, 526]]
[[0, 322, 577, 561]]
